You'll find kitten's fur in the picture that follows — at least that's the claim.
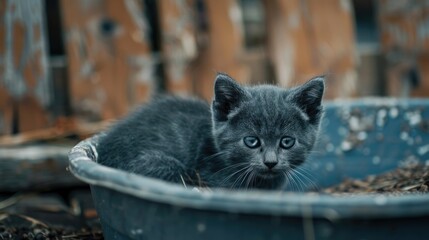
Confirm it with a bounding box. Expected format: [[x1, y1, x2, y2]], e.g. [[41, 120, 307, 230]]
[[97, 73, 324, 190]]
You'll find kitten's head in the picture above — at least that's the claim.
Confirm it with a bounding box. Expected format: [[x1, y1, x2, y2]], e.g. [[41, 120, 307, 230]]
[[211, 73, 324, 189]]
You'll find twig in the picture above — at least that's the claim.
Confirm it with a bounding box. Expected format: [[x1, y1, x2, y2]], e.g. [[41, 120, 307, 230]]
[[61, 232, 103, 239], [0, 119, 113, 147], [0, 192, 34, 210], [16, 214, 49, 228]]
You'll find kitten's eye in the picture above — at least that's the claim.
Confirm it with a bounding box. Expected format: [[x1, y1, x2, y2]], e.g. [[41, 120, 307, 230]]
[[280, 136, 295, 149], [243, 136, 261, 148]]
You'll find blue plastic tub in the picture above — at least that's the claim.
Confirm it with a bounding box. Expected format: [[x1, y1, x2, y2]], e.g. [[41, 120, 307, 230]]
[[69, 98, 429, 240]]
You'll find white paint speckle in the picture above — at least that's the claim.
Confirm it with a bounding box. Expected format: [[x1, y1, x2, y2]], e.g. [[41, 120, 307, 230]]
[[349, 117, 360, 131], [326, 143, 335, 152], [405, 111, 422, 126], [131, 229, 144, 235], [341, 141, 353, 151], [197, 223, 206, 232], [325, 162, 335, 172], [288, 11, 300, 29], [376, 109, 387, 127], [340, 0, 351, 12], [400, 155, 419, 167], [375, 195, 387, 205], [400, 132, 409, 141], [389, 107, 399, 118], [418, 144, 429, 156], [357, 131, 368, 141], [363, 148, 370, 156], [372, 156, 381, 165], [338, 127, 348, 136]]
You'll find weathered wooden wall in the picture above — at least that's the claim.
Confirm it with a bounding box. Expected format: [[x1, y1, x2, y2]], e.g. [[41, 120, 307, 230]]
[[192, 0, 250, 100], [379, 0, 429, 97], [159, 0, 196, 95], [61, 0, 154, 122], [0, 0, 52, 134], [265, 0, 357, 99], [2, 0, 429, 141]]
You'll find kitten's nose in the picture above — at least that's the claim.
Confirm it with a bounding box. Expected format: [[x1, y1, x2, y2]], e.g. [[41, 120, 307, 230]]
[[263, 150, 278, 169], [264, 161, 278, 169]]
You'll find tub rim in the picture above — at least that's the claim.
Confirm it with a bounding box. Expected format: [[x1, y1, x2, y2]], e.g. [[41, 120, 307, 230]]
[[69, 139, 429, 220]]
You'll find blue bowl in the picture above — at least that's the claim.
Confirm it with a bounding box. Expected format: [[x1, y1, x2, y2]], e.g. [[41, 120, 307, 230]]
[[69, 98, 429, 240]]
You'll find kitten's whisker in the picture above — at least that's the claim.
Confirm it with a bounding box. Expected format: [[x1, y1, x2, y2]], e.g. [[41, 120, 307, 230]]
[[245, 172, 252, 189], [230, 167, 251, 189], [240, 168, 253, 189], [290, 170, 306, 192], [308, 150, 324, 154], [287, 171, 300, 192], [200, 151, 227, 162], [212, 162, 249, 176], [291, 168, 319, 191], [290, 164, 319, 188], [291, 164, 316, 177], [288, 171, 301, 192], [283, 172, 289, 190], [283, 172, 294, 191], [247, 171, 256, 190], [249, 172, 256, 189], [220, 166, 249, 187]]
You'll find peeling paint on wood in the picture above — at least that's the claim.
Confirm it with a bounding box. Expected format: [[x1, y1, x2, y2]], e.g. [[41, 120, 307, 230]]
[[1, 0, 51, 105], [264, 0, 357, 99], [193, 0, 249, 100], [0, 88, 13, 135], [379, 0, 429, 97], [61, 0, 154, 122], [0, 0, 52, 134], [159, 0, 197, 95], [379, 0, 429, 52]]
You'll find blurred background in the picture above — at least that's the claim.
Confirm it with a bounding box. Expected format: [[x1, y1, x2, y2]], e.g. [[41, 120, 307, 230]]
[[2, 0, 429, 186], [0, 0, 429, 236], [1, 0, 429, 139]]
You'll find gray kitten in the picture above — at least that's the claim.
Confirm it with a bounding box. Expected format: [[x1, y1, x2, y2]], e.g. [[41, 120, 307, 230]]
[[97, 73, 324, 190]]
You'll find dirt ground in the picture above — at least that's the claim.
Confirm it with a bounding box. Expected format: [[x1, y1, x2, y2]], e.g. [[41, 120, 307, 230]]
[[0, 187, 103, 240], [319, 164, 429, 195]]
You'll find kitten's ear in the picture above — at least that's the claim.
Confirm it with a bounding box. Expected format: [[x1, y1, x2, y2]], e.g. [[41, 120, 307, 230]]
[[290, 76, 325, 124], [212, 73, 248, 122]]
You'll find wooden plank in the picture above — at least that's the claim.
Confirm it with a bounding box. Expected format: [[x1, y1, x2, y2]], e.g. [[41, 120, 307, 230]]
[[0, 88, 13, 135], [192, 0, 249, 100], [264, 0, 357, 99], [0, 119, 111, 147], [0, 0, 52, 134], [0, 0, 13, 135], [413, 55, 429, 97], [0, 145, 83, 191], [379, 0, 429, 53], [61, 0, 154, 122], [378, 0, 429, 97], [158, 0, 196, 95]]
